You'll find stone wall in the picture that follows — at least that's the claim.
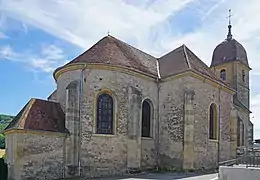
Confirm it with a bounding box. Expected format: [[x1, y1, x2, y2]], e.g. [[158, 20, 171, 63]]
[[159, 77, 185, 168], [159, 75, 234, 169], [57, 68, 158, 177], [141, 138, 156, 168], [237, 110, 250, 146], [235, 63, 250, 109], [56, 69, 82, 111], [55, 68, 235, 176], [5, 131, 65, 180]]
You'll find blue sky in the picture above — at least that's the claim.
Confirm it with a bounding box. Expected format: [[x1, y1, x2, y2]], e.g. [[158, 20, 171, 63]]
[[0, 0, 260, 138]]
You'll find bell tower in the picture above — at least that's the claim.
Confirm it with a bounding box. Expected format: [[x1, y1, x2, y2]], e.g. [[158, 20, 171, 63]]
[[210, 9, 252, 148]]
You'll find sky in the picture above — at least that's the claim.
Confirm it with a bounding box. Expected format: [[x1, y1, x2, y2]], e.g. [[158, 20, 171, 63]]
[[0, 0, 259, 138]]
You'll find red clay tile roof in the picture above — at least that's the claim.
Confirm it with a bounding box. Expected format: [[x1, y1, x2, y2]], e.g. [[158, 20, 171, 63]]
[[158, 45, 231, 88], [4, 98, 67, 133], [211, 39, 250, 68], [55, 35, 158, 77]]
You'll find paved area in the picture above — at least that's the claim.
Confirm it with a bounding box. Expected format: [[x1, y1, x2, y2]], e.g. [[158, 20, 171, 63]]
[[92, 173, 218, 180]]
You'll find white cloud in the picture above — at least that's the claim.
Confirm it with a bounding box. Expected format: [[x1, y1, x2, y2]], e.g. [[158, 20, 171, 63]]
[[0, 45, 20, 60], [0, 0, 195, 50], [1, 0, 260, 138], [0, 44, 67, 73]]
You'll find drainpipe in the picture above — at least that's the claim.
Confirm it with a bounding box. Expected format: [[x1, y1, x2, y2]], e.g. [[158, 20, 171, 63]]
[[217, 86, 221, 167], [156, 77, 160, 169], [78, 64, 87, 176]]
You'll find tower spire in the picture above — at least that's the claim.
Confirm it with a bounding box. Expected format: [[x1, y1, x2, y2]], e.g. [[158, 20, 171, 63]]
[[227, 9, 233, 41]]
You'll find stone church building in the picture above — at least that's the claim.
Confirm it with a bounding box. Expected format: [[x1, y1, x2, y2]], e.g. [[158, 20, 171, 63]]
[[4, 24, 253, 180]]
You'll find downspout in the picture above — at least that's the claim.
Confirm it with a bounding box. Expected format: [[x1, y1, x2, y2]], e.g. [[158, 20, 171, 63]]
[[217, 86, 221, 167], [156, 77, 160, 169], [78, 64, 87, 176]]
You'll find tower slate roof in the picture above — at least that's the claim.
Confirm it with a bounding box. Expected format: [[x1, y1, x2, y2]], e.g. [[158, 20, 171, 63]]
[[158, 45, 228, 85], [211, 22, 250, 68], [4, 98, 67, 133], [56, 35, 158, 77], [211, 39, 249, 68]]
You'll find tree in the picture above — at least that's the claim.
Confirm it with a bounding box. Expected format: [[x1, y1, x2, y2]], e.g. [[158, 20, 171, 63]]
[[0, 134, 4, 149], [0, 114, 14, 149]]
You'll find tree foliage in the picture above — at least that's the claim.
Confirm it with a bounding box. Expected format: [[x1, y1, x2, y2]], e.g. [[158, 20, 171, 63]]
[[0, 115, 14, 149]]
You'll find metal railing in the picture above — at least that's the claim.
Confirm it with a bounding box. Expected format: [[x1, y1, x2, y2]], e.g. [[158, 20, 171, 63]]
[[236, 146, 260, 168], [218, 146, 260, 168]]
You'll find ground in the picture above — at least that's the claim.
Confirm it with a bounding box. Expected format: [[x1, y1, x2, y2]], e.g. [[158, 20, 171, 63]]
[[0, 149, 5, 158], [84, 173, 218, 180]]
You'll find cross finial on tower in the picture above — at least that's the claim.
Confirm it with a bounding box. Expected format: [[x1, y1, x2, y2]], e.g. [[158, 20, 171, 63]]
[[228, 9, 232, 26], [226, 9, 233, 41], [107, 30, 110, 36]]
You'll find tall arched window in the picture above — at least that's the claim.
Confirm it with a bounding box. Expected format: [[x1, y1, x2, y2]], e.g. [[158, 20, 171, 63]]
[[241, 121, 245, 146], [142, 100, 152, 137], [209, 103, 218, 140], [220, 69, 226, 81], [96, 93, 114, 134], [242, 70, 245, 82], [237, 119, 241, 147]]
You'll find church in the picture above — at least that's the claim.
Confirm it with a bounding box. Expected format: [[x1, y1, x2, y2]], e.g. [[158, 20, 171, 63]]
[[4, 23, 253, 180]]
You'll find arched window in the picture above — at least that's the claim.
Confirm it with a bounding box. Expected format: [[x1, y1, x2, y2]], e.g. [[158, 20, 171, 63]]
[[241, 121, 245, 146], [142, 100, 152, 137], [220, 69, 226, 81], [237, 118, 245, 147], [96, 93, 114, 134], [209, 103, 218, 140], [237, 119, 241, 147], [242, 70, 245, 82]]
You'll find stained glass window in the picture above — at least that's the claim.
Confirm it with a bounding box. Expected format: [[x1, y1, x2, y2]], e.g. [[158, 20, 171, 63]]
[[96, 93, 113, 134], [142, 100, 151, 137]]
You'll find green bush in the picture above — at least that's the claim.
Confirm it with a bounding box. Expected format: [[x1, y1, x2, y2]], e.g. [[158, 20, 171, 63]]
[[0, 134, 5, 149], [0, 114, 14, 149]]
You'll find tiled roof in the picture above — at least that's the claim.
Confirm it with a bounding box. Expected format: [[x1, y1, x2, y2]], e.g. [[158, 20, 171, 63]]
[[211, 39, 250, 68], [4, 98, 67, 133], [55, 35, 158, 77], [158, 45, 230, 87]]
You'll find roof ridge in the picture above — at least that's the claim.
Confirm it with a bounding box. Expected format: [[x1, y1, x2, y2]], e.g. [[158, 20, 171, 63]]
[[182, 44, 191, 69], [109, 35, 157, 59], [18, 98, 36, 128]]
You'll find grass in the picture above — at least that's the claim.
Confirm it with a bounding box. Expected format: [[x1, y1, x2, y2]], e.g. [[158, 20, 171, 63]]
[[0, 149, 5, 158]]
